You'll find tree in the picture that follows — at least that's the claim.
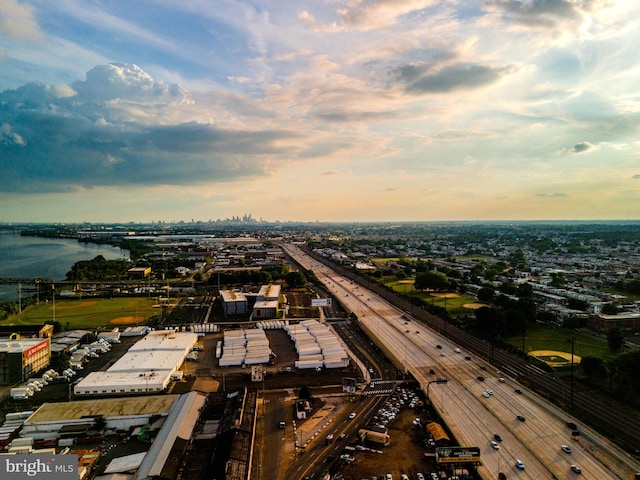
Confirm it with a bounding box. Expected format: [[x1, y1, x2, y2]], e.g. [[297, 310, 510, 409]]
[[477, 287, 495, 303], [285, 271, 307, 288], [49, 352, 71, 373], [567, 298, 589, 311], [474, 307, 500, 338], [516, 282, 534, 298], [607, 327, 625, 352], [550, 272, 566, 288], [298, 385, 312, 400], [581, 356, 607, 379], [602, 303, 620, 315], [414, 271, 449, 292]]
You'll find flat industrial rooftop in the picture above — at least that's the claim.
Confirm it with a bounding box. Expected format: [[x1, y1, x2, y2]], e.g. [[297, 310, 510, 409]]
[[26, 394, 180, 423]]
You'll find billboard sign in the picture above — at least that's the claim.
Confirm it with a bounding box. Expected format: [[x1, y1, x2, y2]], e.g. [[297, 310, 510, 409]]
[[311, 298, 332, 307], [23, 339, 50, 359], [436, 446, 481, 464]]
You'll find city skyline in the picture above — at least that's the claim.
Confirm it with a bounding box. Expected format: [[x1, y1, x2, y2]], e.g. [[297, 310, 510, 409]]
[[1, 1, 639, 223]]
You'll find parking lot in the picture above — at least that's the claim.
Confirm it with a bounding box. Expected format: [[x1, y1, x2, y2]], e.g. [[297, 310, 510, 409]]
[[337, 385, 454, 480]]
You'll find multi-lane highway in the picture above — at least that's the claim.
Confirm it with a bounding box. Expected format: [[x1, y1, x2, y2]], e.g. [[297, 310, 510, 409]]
[[282, 243, 640, 480]]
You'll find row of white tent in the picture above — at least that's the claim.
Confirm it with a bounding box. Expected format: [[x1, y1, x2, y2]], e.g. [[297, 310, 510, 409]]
[[216, 320, 350, 369], [285, 320, 349, 369], [218, 328, 272, 366]]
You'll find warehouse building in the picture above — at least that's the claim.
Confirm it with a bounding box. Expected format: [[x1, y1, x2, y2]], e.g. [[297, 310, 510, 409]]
[[251, 284, 280, 319], [21, 395, 180, 440], [220, 290, 248, 316], [0, 337, 51, 385], [73, 329, 197, 396]]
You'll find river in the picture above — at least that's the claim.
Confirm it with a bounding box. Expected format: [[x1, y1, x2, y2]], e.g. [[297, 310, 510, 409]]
[[0, 230, 130, 302]]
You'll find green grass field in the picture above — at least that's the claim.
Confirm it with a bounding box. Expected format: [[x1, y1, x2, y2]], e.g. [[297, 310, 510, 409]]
[[383, 279, 480, 315], [504, 323, 611, 359], [5, 297, 159, 330]]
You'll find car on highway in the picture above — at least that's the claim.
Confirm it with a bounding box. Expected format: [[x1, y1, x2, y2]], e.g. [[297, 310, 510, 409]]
[[400, 474, 409, 480], [517, 415, 526, 422], [436, 344, 442, 349], [454, 348, 461, 353], [561, 444, 572, 453], [515, 459, 525, 470], [570, 464, 582, 474], [487, 389, 493, 395], [483, 391, 490, 398], [416, 474, 425, 480], [498, 377, 505, 383], [348, 412, 357, 419], [477, 376, 485, 381], [493, 433, 502, 442], [515, 389, 523, 394], [490, 440, 500, 450], [440, 352, 446, 357]]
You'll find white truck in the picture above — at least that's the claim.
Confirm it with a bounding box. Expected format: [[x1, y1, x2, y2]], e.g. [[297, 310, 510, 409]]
[[10, 388, 32, 400]]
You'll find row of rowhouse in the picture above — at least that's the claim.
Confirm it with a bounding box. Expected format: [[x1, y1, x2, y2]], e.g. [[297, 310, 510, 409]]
[[285, 320, 349, 369], [218, 328, 272, 366]]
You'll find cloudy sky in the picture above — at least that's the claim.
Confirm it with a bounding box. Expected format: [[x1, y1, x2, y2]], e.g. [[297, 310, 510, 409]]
[[1, 0, 639, 223]]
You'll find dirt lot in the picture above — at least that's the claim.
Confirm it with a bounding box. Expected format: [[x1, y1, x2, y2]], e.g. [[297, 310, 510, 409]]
[[338, 391, 440, 480]]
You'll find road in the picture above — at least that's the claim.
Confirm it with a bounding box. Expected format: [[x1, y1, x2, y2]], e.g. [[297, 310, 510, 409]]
[[282, 242, 640, 480]]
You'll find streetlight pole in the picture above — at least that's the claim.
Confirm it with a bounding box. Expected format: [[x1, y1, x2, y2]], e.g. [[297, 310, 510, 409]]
[[426, 378, 448, 406]]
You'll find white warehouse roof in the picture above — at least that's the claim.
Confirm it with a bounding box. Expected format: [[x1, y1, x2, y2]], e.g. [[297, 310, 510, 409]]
[[74, 330, 197, 397]]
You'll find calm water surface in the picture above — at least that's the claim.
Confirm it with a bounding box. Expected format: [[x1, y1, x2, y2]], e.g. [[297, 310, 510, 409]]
[[0, 230, 129, 301]]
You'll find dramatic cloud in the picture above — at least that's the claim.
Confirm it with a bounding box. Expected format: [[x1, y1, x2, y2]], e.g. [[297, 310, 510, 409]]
[[0, 1, 638, 222], [406, 64, 511, 94], [570, 141, 594, 153], [0, 64, 301, 193], [484, 0, 589, 28], [338, 0, 437, 30]]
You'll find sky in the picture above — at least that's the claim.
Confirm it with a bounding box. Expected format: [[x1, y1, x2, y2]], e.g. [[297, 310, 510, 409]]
[[1, 0, 639, 223]]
